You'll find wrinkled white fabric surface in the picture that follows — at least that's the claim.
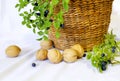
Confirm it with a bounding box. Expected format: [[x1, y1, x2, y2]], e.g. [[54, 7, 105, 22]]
[[0, 0, 120, 81]]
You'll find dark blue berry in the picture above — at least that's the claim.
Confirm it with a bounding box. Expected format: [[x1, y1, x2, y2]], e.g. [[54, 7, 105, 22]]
[[53, 45, 55, 48], [101, 61, 107, 71], [34, 3, 38, 6], [83, 54, 86, 57], [101, 61, 107, 66], [49, 19, 53, 22], [60, 24, 64, 28], [112, 46, 116, 50], [36, 13, 40, 16], [108, 60, 111, 64], [44, 10, 49, 17], [46, 27, 50, 30], [101, 65, 106, 71], [30, 19, 33, 22], [27, 0, 30, 2], [112, 49, 115, 53], [101, 53, 105, 57], [32, 63, 36, 67]]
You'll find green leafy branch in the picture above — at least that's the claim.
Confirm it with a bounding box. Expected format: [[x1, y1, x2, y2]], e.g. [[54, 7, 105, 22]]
[[15, 0, 70, 40], [87, 31, 120, 72]]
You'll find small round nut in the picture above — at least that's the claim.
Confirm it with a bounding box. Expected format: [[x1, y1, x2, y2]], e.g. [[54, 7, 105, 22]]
[[63, 48, 78, 63], [71, 44, 84, 58], [36, 49, 48, 60], [5, 45, 21, 57], [48, 49, 62, 64], [40, 39, 53, 49]]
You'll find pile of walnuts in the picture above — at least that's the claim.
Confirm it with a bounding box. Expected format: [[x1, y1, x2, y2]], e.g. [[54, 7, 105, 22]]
[[36, 40, 85, 64], [5, 39, 85, 64]]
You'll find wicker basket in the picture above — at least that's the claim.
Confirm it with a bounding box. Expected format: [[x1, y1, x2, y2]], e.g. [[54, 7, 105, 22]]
[[49, 0, 114, 51]]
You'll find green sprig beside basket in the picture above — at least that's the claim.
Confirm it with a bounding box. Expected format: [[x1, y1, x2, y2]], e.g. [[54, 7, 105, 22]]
[[15, 0, 70, 40], [87, 31, 120, 72]]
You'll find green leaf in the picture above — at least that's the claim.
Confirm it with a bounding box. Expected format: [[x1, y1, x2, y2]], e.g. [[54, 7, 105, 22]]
[[63, 2, 69, 11], [55, 31, 60, 38], [23, 16, 27, 20], [62, 0, 70, 11], [51, 0, 59, 5], [24, 11, 28, 14], [15, 4, 19, 8], [33, 28, 36, 33], [19, 13, 24, 16], [32, 24, 36, 27], [26, 24, 31, 28], [19, 0, 23, 3], [37, 31, 43, 35], [64, 0, 70, 3], [44, 20, 51, 28], [53, 21, 60, 29], [87, 52, 92, 59], [42, 2, 49, 8], [22, 21, 26, 25], [36, 38, 42, 41], [43, 35, 48, 40], [33, 6, 39, 11], [44, 30, 48, 34]]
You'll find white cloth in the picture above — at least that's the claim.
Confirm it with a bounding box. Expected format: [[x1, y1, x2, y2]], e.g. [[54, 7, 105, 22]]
[[0, 0, 120, 81]]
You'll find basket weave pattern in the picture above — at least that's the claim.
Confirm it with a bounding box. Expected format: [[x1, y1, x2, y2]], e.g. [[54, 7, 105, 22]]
[[49, 0, 114, 51]]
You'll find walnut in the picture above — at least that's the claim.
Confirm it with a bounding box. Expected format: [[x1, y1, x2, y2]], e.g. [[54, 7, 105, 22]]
[[40, 39, 53, 49], [63, 48, 78, 63], [5, 45, 21, 57], [36, 49, 48, 60], [48, 49, 62, 64], [71, 44, 84, 58]]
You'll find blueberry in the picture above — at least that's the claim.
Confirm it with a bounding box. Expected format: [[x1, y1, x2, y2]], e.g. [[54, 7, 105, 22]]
[[44, 10, 49, 17], [27, 0, 30, 2], [101, 61, 107, 71], [36, 13, 40, 16], [32, 63, 36, 67], [83, 54, 86, 57], [53, 45, 55, 48], [101, 65, 106, 71], [101, 61, 107, 66], [108, 60, 111, 64], [112, 46, 116, 50], [112, 49, 115, 53], [30, 19, 33, 22], [101, 53, 105, 57], [49, 19, 53, 22], [60, 24, 64, 28], [46, 27, 50, 30], [34, 3, 38, 6]]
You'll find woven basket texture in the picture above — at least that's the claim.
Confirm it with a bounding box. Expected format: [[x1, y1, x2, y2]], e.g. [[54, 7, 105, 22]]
[[49, 0, 114, 51]]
